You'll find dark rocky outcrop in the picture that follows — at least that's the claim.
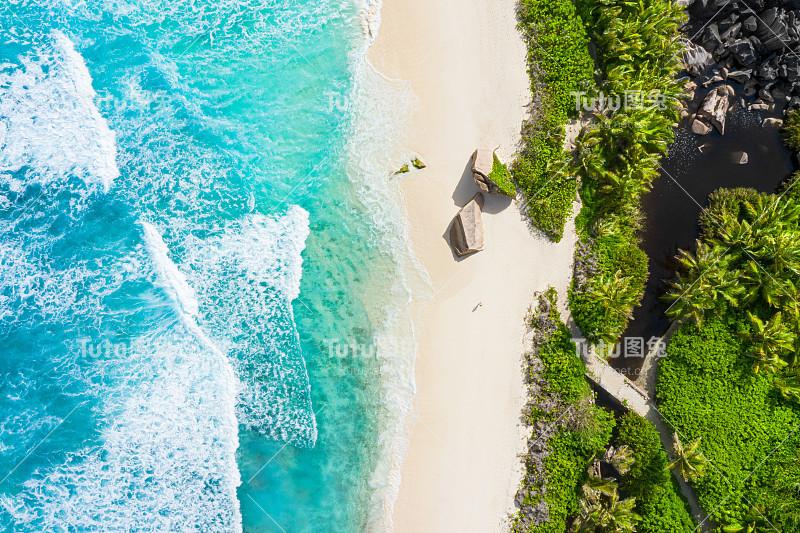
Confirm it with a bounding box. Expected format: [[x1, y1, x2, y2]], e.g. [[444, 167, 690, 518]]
[[684, 0, 800, 122], [449, 192, 485, 257], [697, 86, 730, 133]]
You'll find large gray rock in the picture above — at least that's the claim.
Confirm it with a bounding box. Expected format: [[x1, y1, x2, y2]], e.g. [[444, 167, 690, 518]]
[[449, 193, 485, 257], [731, 151, 749, 164], [726, 69, 752, 83], [691, 117, 712, 135], [730, 38, 757, 66], [784, 57, 800, 82], [756, 8, 789, 52], [757, 61, 778, 81], [472, 149, 493, 178], [721, 22, 742, 42], [701, 23, 723, 53], [683, 40, 712, 76], [698, 87, 729, 134], [471, 149, 510, 195]]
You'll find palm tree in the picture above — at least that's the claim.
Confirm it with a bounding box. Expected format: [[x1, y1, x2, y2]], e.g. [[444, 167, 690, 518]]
[[589, 270, 639, 344], [774, 372, 800, 403], [745, 312, 795, 374], [664, 241, 745, 324], [666, 433, 709, 483], [574, 476, 641, 533], [722, 504, 774, 532], [663, 276, 717, 325], [604, 445, 635, 475]]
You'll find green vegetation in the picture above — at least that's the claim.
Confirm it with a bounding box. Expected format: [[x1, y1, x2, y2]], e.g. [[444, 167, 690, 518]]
[[488, 154, 517, 197], [657, 319, 800, 531], [617, 414, 696, 533], [515, 292, 695, 532], [514, 0, 594, 241], [570, 240, 649, 344], [663, 186, 800, 381], [513, 290, 616, 533], [574, 475, 641, 532], [514, 0, 685, 342], [567, 0, 685, 346], [658, 185, 800, 531], [782, 109, 800, 151], [666, 434, 709, 483]]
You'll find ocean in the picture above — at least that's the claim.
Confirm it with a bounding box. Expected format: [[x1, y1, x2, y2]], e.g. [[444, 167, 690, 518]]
[[0, 1, 427, 531]]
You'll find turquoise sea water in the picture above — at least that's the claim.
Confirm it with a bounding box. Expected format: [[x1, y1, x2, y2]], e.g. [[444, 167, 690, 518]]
[[0, 1, 424, 531]]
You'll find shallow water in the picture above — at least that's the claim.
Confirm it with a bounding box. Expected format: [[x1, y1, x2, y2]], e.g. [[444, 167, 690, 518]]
[[0, 2, 422, 531]]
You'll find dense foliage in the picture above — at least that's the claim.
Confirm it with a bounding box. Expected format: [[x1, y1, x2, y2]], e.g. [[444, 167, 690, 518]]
[[568, 0, 685, 346], [514, 0, 594, 241], [783, 109, 800, 151], [514, 290, 616, 533], [570, 235, 649, 344], [489, 154, 517, 197], [617, 414, 695, 533], [664, 186, 800, 391], [515, 292, 696, 532], [657, 319, 800, 531]]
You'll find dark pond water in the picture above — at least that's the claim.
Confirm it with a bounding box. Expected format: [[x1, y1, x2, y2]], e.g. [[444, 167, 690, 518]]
[[611, 106, 795, 372]]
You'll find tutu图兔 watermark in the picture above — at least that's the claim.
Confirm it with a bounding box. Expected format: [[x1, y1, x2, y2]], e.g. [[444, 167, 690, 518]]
[[322, 338, 376, 359], [75, 338, 134, 360], [571, 90, 669, 113], [572, 336, 668, 359]]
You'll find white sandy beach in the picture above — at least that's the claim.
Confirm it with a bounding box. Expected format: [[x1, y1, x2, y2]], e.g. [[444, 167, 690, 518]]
[[368, 0, 578, 531]]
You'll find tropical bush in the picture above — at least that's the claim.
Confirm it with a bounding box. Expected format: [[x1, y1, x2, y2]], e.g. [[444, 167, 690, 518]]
[[514, 0, 594, 241], [568, 0, 686, 347], [488, 154, 517, 197], [657, 318, 800, 530], [664, 188, 800, 385], [534, 423, 615, 533], [515, 292, 698, 532], [617, 413, 696, 533], [574, 474, 641, 532], [513, 291, 616, 533], [658, 187, 800, 529], [525, 323, 617, 533], [570, 234, 649, 343], [782, 108, 800, 151]]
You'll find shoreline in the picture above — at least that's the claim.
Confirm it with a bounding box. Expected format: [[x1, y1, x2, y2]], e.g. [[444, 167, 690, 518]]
[[367, 0, 578, 530]]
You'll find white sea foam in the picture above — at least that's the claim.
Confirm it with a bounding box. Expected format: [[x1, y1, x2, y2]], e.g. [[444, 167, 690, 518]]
[[0, 331, 244, 532], [141, 221, 201, 318], [360, 0, 383, 44], [0, 31, 119, 191], [345, 45, 433, 530], [180, 207, 317, 446], [0, 225, 244, 532]]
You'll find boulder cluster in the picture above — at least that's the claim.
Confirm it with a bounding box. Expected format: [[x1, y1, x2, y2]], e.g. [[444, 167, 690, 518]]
[[448, 149, 513, 257], [685, 0, 800, 120]]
